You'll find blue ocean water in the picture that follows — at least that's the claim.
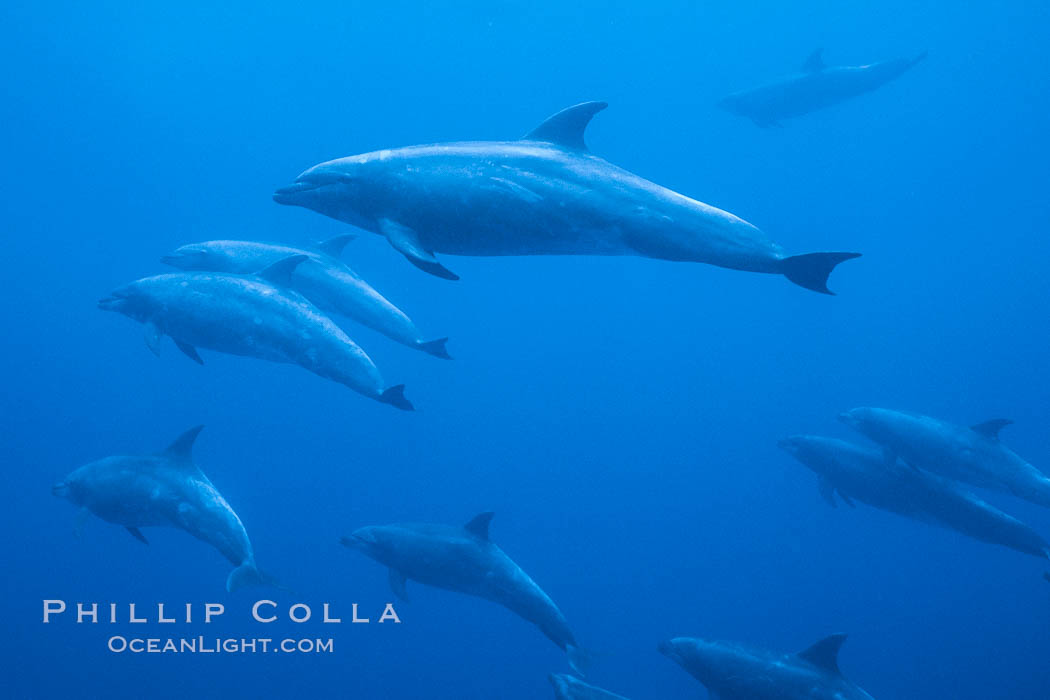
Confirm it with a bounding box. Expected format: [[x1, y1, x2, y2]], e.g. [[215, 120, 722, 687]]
[[2, 1, 1049, 698]]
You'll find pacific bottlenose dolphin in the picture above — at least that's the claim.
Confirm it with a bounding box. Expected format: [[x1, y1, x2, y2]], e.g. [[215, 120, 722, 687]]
[[99, 256, 413, 410], [659, 633, 877, 700], [274, 102, 860, 293], [719, 49, 928, 127], [52, 426, 272, 592], [840, 408, 1050, 508], [549, 673, 630, 700], [341, 512, 586, 674], [161, 237, 450, 359], [779, 435, 1050, 560]]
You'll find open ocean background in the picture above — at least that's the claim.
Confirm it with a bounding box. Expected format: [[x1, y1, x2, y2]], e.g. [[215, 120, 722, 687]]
[[3, 1, 1049, 698]]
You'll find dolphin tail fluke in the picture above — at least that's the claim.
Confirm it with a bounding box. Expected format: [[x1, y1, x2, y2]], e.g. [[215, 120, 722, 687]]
[[379, 384, 414, 411], [226, 562, 282, 593], [418, 337, 452, 360], [781, 252, 861, 295], [566, 644, 591, 678]]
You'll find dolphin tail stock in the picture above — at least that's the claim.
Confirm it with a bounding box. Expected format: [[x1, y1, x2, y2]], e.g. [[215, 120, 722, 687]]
[[226, 562, 283, 593], [908, 50, 929, 69], [780, 252, 861, 295], [378, 384, 414, 411], [418, 337, 452, 360]]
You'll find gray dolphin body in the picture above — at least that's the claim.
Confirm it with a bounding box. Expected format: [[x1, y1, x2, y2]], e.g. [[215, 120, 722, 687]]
[[549, 673, 630, 700], [840, 408, 1050, 508], [659, 633, 876, 700], [161, 237, 450, 359], [99, 257, 412, 410], [274, 102, 860, 294], [779, 435, 1050, 559], [342, 512, 585, 674], [52, 427, 268, 592], [719, 49, 927, 127]]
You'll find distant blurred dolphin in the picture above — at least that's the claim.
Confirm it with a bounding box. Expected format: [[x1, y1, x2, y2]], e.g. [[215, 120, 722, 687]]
[[660, 633, 877, 700], [549, 673, 630, 700], [719, 49, 927, 127], [99, 256, 413, 410], [342, 512, 587, 675], [162, 237, 450, 359], [274, 102, 860, 294], [779, 435, 1050, 560], [52, 426, 273, 592], [840, 408, 1050, 508]]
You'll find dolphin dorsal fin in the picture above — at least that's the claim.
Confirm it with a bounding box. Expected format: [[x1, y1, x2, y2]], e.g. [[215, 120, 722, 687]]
[[523, 101, 608, 151], [464, 512, 495, 540], [803, 48, 825, 72], [797, 633, 847, 675], [317, 234, 356, 259], [257, 254, 308, 286], [161, 425, 204, 464], [971, 418, 1013, 440]]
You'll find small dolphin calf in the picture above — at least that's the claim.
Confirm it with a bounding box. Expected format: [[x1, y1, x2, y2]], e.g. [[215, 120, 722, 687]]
[[660, 633, 876, 700], [341, 512, 586, 674], [779, 435, 1050, 560], [719, 49, 927, 127], [274, 102, 860, 293], [840, 408, 1050, 508], [549, 673, 630, 700], [52, 426, 270, 592], [99, 256, 412, 410], [162, 237, 450, 359]]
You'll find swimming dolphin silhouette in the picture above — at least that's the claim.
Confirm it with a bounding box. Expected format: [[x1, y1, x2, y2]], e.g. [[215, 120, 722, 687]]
[[275, 102, 860, 293]]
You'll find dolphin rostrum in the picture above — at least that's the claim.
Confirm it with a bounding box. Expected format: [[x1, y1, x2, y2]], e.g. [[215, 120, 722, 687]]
[[659, 633, 877, 700], [719, 49, 928, 127], [161, 237, 450, 359], [779, 435, 1050, 560], [341, 512, 586, 675], [99, 255, 413, 410], [274, 102, 860, 294], [549, 673, 630, 700], [839, 408, 1050, 508], [52, 426, 272, 592]]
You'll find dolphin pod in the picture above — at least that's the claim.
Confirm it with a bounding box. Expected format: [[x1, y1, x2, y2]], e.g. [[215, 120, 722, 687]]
[[839, 408, 1050, 508], [719, 48, 928, 127], [274, 102, 861, 294], [161, 237, 451, 359], [52, 426, 272, 592], [660, 633, 877, 700], [779, 435, 1050, 560], [341, 512, 587, 676], [100, 255, 413, 410]]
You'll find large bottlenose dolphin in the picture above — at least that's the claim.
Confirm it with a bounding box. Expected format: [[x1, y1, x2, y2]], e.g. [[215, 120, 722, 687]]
[[659, 633, 876, 700], [779, 435, 1050, 560], [840, 408, 1050, 508], [52, 426, 272, 592], [99, 256, 413, 410], [549, 673, 630, 700], [161, 237, 450, 359], [719, 49, 928, 127], [341, 512, 586, 674], [274, 102, 860, 293]]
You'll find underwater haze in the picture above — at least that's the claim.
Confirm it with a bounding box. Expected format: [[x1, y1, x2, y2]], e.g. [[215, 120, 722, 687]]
[[3, 1, 1049, 698]]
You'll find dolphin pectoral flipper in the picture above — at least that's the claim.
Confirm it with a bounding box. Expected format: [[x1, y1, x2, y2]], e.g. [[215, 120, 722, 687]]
[[780, 252, 861, 294], [173, 339, 204, 365], [388, 568, 409, 602], [125, 526, 149, 545], [838, 492, 856, 508], [818, 477, 838, 508], [144, 322, 162, 356], [379, 219, 459, 280]]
